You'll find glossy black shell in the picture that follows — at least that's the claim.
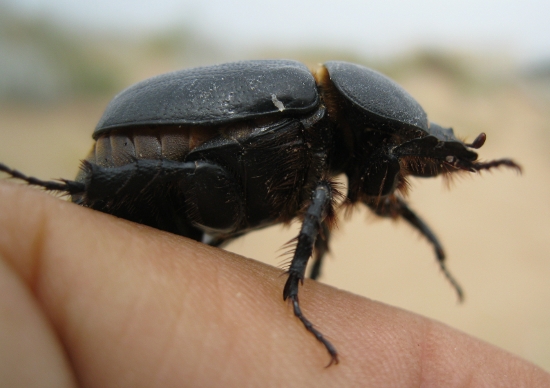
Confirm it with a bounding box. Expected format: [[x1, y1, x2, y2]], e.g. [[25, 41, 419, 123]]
[[325, 61, 429, 131], [94, 60, 439, 140], [94, 60, 319, 138]]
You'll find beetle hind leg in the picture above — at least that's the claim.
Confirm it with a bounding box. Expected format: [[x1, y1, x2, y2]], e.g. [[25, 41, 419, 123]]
[[0, 162, 85, 194], [283, 181, 339, 366], [366, 196, 464, 301]]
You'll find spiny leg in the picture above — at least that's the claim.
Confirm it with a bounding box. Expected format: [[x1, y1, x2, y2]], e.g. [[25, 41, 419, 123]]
[[398, 198, 464, 301], [0, 159, 183, 199], [472, 159, 522, 172], [283, 181, 338, 366], [0, 162, 85, 194], [309, 220, 330, 280], [81, 159, 191, 201], [366, 196, 463, 301]]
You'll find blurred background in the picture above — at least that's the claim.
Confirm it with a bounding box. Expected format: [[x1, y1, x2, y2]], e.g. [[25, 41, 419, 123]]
[[0, 0, 549, 371]]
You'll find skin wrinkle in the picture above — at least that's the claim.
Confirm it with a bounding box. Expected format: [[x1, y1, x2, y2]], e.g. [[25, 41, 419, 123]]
[[0, 186, 75, 347], [38, 196, 163, 386], [0, 184, 45, 289], [0, 254, 75, 387], [0, 187, 78, 387]]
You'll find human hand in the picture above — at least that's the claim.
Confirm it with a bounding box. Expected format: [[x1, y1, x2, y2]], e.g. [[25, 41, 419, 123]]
[[0, 182, 548, 387]]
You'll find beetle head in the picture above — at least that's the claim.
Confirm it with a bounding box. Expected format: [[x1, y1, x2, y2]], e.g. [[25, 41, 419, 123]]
[[393, 123, 521, 178], [347, 123, 521, 204]]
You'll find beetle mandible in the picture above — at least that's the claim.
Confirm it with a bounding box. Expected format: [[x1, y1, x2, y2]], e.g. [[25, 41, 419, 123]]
[[0, 60, 521, 365]]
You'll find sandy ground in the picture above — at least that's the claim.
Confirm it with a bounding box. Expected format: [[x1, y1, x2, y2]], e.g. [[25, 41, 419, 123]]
[[0, 74, 549, 372]]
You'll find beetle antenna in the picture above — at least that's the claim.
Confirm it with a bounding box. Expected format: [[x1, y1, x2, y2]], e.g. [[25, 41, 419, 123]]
[[0, 163, 85, 194]]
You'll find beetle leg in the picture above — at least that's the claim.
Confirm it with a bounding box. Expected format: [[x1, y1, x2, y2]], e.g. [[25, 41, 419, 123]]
[[77, 159, 197, 202], [398, 199, 464, 301], [0, 162, 85, 194], [283, 181, 338, 366], [366, 196, 464, 301], [309, 220, 330, 280], [82, 158, 244, 234]]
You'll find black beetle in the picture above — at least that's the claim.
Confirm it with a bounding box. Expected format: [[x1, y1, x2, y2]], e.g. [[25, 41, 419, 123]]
[[0, 60, 520, 365]]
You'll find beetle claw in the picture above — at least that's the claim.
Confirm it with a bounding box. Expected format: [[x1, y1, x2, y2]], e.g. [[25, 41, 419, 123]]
[[472, 158, 522, 173]]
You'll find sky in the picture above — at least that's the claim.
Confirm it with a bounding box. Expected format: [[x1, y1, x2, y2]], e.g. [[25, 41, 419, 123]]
[[3, 0, 550, 65]]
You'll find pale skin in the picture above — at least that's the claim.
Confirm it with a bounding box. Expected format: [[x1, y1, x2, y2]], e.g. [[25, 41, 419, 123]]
[[0, 182, 548, 387]]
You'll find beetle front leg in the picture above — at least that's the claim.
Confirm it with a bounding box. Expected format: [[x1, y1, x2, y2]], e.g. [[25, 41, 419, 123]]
[[398, 199, 464, 301], [283, 181, 338, 366], [366, 196, 463, 301]]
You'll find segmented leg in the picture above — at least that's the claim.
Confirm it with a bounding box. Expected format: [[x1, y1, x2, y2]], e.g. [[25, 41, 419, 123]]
[[80, 159, 197, 201], [283, 181, 338, 366], [0, 162, 84, 194], [1, 159, 242, 240], [366, 196, 463, 301], [472, 159, 522, 172], [309, 220, 330, 280], [0, 158, 196, 202]]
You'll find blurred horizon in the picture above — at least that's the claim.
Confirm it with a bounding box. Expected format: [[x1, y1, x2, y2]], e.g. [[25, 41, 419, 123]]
[[3, 0, 549, 63], [1, 0, 550, 103]]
